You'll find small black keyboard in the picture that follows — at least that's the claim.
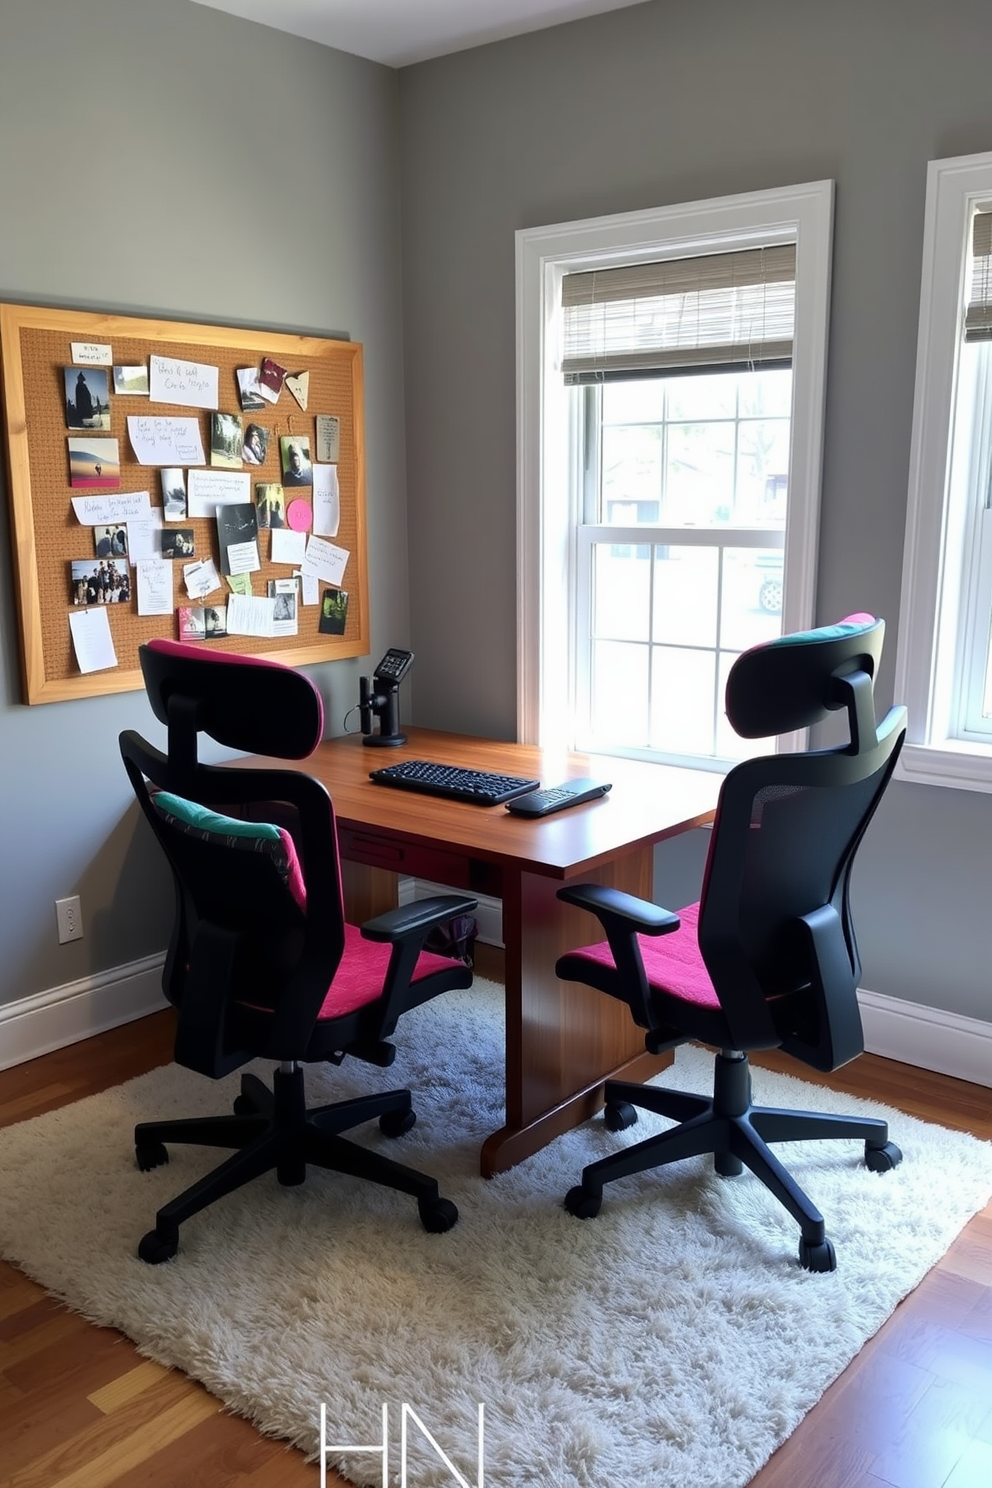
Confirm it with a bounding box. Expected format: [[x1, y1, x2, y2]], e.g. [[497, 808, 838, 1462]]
[[369, 759, 540, 806]]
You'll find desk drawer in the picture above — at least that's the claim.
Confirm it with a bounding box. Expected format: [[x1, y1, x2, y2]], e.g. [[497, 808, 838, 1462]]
[[337, 827, 471, 887]]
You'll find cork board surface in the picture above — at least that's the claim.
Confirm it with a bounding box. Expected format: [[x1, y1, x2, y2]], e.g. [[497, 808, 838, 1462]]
[[0, 303, 369, 704]]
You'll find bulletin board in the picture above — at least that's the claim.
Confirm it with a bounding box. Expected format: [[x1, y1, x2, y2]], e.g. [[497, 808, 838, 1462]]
[[0, 302, 369, 705]]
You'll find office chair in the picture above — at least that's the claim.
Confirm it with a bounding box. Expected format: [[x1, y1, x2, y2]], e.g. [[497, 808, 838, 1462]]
[[556, 615, 906, 1271], [120, 639, 477, 1263]]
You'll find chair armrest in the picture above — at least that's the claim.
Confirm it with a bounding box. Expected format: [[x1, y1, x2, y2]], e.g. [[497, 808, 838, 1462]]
[[557, 883, 680, 936], [360, 894, 478, 945]]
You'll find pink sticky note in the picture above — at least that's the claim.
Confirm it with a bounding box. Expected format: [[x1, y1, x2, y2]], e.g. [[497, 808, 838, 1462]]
[[287, 498, 312, 532]]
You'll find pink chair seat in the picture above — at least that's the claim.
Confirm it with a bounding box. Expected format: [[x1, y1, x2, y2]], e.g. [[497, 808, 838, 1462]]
[[568, 902, 721, 1011]]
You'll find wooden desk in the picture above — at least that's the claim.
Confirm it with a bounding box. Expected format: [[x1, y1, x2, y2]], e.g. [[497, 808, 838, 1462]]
[[252, 729, 719, 1175]]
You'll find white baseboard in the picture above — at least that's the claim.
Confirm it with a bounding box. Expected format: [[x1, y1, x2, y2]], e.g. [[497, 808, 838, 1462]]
[[1, 943, 989, 1093], [0, 954, 168, 1071], [398, 877, 504, 948], [857, 988, 992, 1089]]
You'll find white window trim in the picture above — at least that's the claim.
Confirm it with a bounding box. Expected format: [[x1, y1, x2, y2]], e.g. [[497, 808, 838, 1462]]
[[894, 151, 992, 792], [515, 180, 834, 750]]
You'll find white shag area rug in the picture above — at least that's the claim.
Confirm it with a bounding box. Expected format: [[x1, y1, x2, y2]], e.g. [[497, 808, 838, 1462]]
[[2, 978, 991, 1488]]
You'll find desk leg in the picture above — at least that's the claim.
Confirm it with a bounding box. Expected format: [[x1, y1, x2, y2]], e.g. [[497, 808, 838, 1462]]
[[479, 849, 669, 1177]]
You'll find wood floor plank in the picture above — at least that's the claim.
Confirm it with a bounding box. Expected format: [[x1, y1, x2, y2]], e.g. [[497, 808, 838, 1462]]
[[88, 1359, 173, 1414], [3, 1375, 220, 1488]]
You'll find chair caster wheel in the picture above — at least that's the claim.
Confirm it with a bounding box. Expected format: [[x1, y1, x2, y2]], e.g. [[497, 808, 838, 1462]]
[[380, 1108, 416, 1138], [135, 1140, 168, 1172], [233, 1094, 256, 1116], [418, 1197, 458, 1233], [138, 1227, 178, 1264], [564, 1184, 602, 1219], [604, 1101, 638, 1132], [865, 1140, 902, 1172], [799, 1236, 836, 1272]]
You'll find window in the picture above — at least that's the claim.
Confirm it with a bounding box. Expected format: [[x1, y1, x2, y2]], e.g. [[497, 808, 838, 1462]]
[[895, 151, 992, 792], [516, 182, 834, 767]]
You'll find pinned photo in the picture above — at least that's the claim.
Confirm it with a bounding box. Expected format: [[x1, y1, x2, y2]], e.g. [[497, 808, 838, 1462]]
[[67, 437, 120, 490], [162, 528, 195, 560], [280, 435, 312, 486], [315, 414, 340, 463], [178, 604, 228, 641], [236, 367, 266, 411], [318, 587, 349, 635], [242, 422, 269, 466], [71, 559, 130, 605], [210, 412, 243, 469], [113, 364, 149, 396], [94, 524, 128, 560], [255, 482, 285, 529], [258, 357, 287, 403], [161, 468, 187, 520], [64, 368, 110, 430]]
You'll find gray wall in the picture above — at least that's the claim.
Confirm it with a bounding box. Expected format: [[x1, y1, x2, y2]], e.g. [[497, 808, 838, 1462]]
[[0, 0, 407, 1008], [3, 0, 991, 1036], [397, 0, 992, 1023]]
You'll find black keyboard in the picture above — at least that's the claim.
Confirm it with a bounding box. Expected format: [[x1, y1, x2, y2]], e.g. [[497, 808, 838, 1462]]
[[369, 759, 540, 806]]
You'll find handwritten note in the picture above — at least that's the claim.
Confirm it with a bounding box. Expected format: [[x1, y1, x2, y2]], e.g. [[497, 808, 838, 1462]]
[[125, 509, 164, 563], [68, 608, 117, 673], [312, 464, 340, 537], [70, 342, 113, 366], [71, 491, 151, 526], [300, 535, 349, 587], [149, 355, 219, 410], [136, 559, 174, 615], [187, 469, 250, 517], [127, 416, 205, 467]]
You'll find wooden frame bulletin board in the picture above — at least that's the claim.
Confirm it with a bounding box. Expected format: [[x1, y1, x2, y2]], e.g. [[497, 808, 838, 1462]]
[[0, 302, 369, 704]]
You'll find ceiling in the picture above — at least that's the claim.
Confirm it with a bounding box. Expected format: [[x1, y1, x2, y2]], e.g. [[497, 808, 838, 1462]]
[[189, 0, 651, 69]]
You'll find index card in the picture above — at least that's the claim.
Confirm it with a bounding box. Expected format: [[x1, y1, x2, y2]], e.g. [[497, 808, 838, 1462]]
[[127, 416, 205, 467], [270, 528, 306, 566], [149, 355, 219, 410], [226, 593, 276, 636], [312, 463, 340, 537], [187, 468, 250, 516], [298, 571, 319, 606], [125, 508, 164, 563], [70, 342, 112, 366], [68, 607, 117, 673], [71, 491, 151, 525], [136, 559, 174, 615], [182, 557, 221, 599], [300, 535, 349, 587]]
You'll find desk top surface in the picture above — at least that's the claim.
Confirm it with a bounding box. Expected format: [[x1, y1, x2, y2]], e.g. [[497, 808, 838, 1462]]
[[245, 727, 720, 879]]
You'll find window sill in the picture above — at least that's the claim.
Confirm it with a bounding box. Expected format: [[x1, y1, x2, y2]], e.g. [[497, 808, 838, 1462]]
[[895, 738, 992, 792]]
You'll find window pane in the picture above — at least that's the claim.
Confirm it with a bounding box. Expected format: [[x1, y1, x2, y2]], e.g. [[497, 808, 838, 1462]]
[[737, 367, 792, 418], [601, 424, 662, 520], [652, 545, 718, 647], [590, 640, 648, 748], [667, 371, 738, 421], [649, 646, 717, 755], [592, 544, 651, 641], [602, 380, 666, 424], [666, 421, 735, 523], [719, 547, 784, 650], [736, 419, 791, 524]]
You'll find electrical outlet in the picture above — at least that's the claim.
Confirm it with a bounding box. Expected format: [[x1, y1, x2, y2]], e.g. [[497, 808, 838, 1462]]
[[55, 895, 83, 944]]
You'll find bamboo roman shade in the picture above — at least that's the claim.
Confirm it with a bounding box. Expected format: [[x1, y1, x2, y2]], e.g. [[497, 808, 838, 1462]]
[[965, 210, 992, 341], [561, 243, 796, 383]]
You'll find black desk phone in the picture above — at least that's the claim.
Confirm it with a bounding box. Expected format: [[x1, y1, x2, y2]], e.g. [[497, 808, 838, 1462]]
[[360, 649, 414, 746]]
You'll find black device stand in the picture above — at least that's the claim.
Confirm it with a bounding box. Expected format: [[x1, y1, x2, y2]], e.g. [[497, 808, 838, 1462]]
[[360, 674, 406, 746]]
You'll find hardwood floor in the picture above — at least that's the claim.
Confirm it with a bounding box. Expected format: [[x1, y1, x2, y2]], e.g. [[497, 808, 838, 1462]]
[[1, 1011, 990, 1488]]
